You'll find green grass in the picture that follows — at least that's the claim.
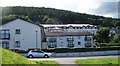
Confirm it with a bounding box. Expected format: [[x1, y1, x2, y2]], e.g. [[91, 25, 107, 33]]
[[75, 58, 119, 65], [0, 48, 58, 66], [1, 48, 35, 64], [33, 61, 58, 66], [34, 60, 58, 64]]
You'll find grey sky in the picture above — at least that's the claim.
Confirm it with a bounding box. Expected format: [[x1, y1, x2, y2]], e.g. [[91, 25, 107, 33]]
[[0, 0, 119, 18], [89, 2, 118, 18]]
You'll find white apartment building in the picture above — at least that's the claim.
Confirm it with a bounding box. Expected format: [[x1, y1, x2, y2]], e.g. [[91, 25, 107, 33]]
[[41, 24, 96, 49], [0, 19, 43, 50], [46, 32, 93, 48]]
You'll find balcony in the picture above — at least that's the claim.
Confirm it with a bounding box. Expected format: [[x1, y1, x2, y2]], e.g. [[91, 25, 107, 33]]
[[85, 43, 92, 47], [85, 41, 91, 43], [84, 37, 91, 41], [49, 38, 56, 42], [67, 38, 74, 41], [67, 44, 74, 47], [48, 43, 57, 48], [0, 33, 10, 40]]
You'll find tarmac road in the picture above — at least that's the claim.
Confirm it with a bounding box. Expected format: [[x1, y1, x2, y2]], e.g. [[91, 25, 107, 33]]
[[29, 55, 119, 65]]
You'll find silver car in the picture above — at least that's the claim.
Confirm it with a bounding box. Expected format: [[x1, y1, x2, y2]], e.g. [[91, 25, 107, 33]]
[[27, 50, 52, 58]]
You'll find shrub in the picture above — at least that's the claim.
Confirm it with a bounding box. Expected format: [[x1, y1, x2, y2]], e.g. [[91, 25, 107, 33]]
[[42, 47, 120, 53]]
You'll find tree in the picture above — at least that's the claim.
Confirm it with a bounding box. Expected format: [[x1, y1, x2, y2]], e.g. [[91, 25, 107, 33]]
[[2, 6, 120, 25], [95, 27, 110, 43], [113, 34, 120, 43], [115, 21, 120, 27]]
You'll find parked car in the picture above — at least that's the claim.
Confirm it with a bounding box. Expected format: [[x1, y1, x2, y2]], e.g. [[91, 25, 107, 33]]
[[27, 50, 52, 58]]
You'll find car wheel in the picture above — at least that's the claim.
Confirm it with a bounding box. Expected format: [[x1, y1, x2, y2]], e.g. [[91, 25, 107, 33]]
[[29, 55, 33, 58], [44, 55, 49, 58]]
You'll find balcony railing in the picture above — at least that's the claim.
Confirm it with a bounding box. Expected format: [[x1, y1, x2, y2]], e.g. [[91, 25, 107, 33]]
[[85, 41, 91, 43], [48, 44, 57, 48], [84, 37, 91, 41], [67, 44, 74, 47], [0, 33, 10, 40], [85, 43, 92, 47], [67, 38, 74, 41], [49, 38, 56, 42]]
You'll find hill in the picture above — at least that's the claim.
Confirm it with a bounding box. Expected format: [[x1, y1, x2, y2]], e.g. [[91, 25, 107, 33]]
[[1, 6, 120, 27]]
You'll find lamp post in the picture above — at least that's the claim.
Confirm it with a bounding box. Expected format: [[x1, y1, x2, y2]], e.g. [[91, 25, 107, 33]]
[[13, 38, 15, 52], [36, 29, 38, 50]]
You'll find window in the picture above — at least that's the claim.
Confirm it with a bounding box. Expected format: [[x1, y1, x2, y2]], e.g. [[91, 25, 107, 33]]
[[48, 42, 56, 48], [78, 36, 81, 39], [49, 37, 56, 42], [90, 27, 93, 29], [84, 36, 92, 41], [80, 27, 82, 29], [15, 41, 20, 48], [85, 43, 92, 47], [15, 29, 20, 34], [68, 41, 74, 47], [68, 41, 73, 44], [32, 51, 43, 53], [78, 42, 81, 45], [2, 41, 9, 49], [73, 27, 75, 29], [76, 27, 79, 29], [0, 29, 10, 39], [60, 36, 63, 40], [66, 27, 69, 29], [67, 36, 74, 41]]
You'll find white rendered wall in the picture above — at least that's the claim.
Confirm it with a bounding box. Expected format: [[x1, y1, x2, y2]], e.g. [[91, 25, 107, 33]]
[[47, 35, 93, 48], [1, 19, 41, 50]]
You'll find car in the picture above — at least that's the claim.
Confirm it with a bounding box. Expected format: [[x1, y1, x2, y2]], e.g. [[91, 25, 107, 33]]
[[27, 50, 52, 58]]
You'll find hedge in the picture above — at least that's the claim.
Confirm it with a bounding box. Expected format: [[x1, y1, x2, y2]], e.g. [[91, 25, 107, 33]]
[[18, 45, 120, 53], [42, 47, 120, 53], [99, 43, 120, 47]]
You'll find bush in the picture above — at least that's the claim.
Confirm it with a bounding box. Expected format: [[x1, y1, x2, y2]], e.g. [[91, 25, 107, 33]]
[[99, 43, 120, 48], [42, 47, 120, 53]]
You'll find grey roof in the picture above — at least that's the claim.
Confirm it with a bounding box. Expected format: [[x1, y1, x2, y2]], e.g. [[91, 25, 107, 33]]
[[46, 32, 92, 36], [1, 19, 43, 27]]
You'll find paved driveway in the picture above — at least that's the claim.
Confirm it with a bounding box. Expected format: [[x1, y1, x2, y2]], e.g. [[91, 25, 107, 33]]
[[29, 55, 119, 65]]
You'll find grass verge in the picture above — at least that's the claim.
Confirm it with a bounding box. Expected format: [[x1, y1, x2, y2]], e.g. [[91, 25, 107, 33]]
[[75, 58, 120, 65], [0, 48, 58, 66], [33, 60, 58, 66]]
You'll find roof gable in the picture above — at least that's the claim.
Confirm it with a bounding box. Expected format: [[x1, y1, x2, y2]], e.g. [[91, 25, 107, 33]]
[[1, 19, 43, 28]]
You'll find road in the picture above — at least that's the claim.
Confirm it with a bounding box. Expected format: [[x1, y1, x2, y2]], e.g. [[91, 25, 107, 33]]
[[29, 55, 119, 65]]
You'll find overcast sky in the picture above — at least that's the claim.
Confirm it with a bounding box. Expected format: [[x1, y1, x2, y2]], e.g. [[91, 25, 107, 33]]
[[0, 0, 119, 18]]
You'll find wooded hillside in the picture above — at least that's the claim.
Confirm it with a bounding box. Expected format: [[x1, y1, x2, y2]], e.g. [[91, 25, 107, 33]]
[[1, 6, 120, 27]]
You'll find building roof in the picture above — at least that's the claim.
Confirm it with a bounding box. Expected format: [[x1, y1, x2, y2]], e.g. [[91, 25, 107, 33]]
[[0, 19, 41, 26], [1, 19, 44, 27], [41, 24, 97, 28], [46, 32, 92, 36]]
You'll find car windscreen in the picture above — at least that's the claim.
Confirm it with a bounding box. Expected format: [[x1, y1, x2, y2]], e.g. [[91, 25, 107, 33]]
[[32, 51, 44, 53]]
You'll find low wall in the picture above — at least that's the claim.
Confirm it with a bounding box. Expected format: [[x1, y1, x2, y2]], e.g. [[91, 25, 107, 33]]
[[51, 50, 120, 57]]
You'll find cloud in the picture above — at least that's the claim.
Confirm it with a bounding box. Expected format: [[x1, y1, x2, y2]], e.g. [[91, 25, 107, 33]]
[[74, 0, 100, 13], [91, 2, 118, 18], [0, 0, 119, 18]]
